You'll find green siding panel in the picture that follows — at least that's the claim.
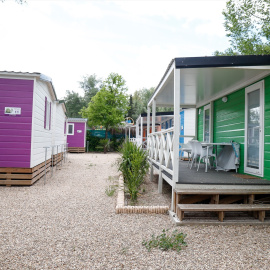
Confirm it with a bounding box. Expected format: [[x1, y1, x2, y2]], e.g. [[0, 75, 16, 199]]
[[196, 75, 270, 179], [213, 88, 245, 173]]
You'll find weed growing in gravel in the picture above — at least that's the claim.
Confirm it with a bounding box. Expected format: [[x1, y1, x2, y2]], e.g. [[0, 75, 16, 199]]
[[142, 229, 187, 252], [105, 176, 118, 196], [105, 185, 117, 196]]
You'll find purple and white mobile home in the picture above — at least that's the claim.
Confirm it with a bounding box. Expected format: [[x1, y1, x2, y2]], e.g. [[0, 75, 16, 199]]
[[0, 71, 67, 186], [67, 118, 87, 153]]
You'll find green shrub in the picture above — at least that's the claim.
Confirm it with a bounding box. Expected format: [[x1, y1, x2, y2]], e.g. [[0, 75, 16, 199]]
[[142, 229, 187, 252], [111, 136, 124, 151], [99, 139, 112, 153], [86, 132, 101, 151], [117, 141, 149, 202]]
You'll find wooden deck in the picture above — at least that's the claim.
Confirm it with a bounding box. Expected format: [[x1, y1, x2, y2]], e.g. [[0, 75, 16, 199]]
[[68, 147, 85, 153], [152, 160, 270, 223], [0, 159, 52, 186], [0, 152, 65, 186]]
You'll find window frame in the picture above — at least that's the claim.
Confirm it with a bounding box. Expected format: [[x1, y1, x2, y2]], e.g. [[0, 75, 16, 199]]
[[44, 97, 51, 130], [67, 123, 74, 135]]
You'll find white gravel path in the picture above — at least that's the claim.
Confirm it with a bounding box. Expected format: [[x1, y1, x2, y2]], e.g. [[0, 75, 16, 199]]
[[0, 153, 270, 269]]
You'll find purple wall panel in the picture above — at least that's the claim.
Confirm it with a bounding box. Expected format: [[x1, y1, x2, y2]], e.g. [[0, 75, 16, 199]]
[[0, 149, 31, 155], [0, 78, 33, 168], [67, 122, 86, 148], [0, 129, 31, 136], [1, 90, 33, 98], [0, 136, 29, 142]]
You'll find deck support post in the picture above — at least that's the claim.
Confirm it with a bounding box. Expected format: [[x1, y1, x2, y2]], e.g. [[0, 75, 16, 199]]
[[171, 64, 181, 211], [140, 115, 143, 147], [158, 169, 163, 194], [152, 99, 156, 133], [147, 106, 151, 154], [150, 162, 153, 182]]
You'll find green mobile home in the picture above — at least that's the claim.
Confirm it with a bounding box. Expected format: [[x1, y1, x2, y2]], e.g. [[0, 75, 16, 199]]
[[197, 71, 270, 179], [146, 55, 270, 221]]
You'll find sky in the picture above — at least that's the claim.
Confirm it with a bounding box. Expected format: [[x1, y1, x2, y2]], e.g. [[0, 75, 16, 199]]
[[0, 0, 230, 99]]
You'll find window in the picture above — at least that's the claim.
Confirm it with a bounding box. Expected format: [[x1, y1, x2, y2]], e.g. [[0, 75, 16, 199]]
[[44, 97, 51, 130], [67, 123, 74, 135]]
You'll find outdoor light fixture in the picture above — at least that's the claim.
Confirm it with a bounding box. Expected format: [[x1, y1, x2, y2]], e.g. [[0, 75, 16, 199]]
[[222, 96, 228, 103]]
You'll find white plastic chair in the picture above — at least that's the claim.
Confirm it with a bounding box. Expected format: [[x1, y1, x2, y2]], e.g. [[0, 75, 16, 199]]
[[180, 141, 192, 167], [194, 142, 216, 171], [189, 140, 198, 169]]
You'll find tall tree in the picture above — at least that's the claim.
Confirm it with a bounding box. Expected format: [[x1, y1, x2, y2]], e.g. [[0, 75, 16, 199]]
[[81, 73, 129, 140], [64, 90, 86, 118], [79, 74, 102, 104], [214, 0, 270, 55], [132, 87, 155, 120], [127, 95, 135, 121], [132, 87, 172, 120]]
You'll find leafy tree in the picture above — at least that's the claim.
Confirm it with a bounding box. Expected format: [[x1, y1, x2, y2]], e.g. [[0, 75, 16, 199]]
[[214, 0, 270, 55], [81, 73, 129, 144], [79, 74, 102, 104], [132, 87, 155, 120], [64, 90, 86, 118], [127, 95, 135, 120], [132, 87, 173, 120]]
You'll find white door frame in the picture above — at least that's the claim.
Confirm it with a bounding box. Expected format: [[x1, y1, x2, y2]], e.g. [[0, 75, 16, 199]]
[[203, 104, 212, 143], [244, 80, 264, 177]]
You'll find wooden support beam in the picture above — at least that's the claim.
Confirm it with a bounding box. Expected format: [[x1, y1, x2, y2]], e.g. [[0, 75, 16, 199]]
[[219, 195, 244, 204], [211, 194, 219, 204], [180, 195, 211, 204]]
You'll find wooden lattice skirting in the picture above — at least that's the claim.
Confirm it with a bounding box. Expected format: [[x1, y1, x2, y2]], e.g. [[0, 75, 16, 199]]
[[115, 175, 169, 214], [68, 147, 85, 153], [0, 159, 51, 186]]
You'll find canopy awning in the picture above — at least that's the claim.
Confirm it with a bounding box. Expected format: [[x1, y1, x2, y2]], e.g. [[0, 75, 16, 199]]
[[149, 55, 270, 108]]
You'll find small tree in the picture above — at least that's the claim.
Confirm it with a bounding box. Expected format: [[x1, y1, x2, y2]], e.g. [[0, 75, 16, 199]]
[[81, 73, 129, 152]]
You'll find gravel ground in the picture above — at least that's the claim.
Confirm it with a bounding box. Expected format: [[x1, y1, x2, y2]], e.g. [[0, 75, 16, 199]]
[[1, 153, 270, 270], [126, 173, 172, 207]]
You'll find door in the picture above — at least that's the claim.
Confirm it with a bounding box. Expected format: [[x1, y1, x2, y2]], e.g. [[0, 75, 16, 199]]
[[203, 104, 211, 143], [244, 81, 264, 176]]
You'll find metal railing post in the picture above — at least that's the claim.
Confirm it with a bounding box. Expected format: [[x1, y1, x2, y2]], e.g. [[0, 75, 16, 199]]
[[51, 145, 54, 177], [43, 146, 50, 185]]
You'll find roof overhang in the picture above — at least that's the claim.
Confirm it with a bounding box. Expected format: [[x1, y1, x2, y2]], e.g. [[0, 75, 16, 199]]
[[0, 71, 58, 101], [67, 118, 88, 123], [148, 55, 270, 108], [137, 111, 174, 125]]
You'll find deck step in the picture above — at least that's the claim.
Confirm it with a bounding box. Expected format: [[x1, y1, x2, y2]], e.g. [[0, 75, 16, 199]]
[[177, 203, 270, 222], [175, 189, 270, 195]]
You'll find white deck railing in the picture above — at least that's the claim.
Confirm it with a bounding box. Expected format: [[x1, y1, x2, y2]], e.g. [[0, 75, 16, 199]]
[[148, 127, 174, 175], [129, 137, 141, 147]]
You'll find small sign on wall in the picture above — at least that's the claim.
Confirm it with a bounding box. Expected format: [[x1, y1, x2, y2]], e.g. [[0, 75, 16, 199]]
[[5, 107, 21, 115], [77, 130, 82, 133]]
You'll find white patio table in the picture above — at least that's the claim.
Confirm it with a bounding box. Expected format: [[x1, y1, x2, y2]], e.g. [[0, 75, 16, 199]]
[[201, 142, 232, 172]]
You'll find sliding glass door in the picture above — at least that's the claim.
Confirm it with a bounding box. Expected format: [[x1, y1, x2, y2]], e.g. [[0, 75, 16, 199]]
[[245, 81, 264, 176], [203, 104, 211, 143]]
